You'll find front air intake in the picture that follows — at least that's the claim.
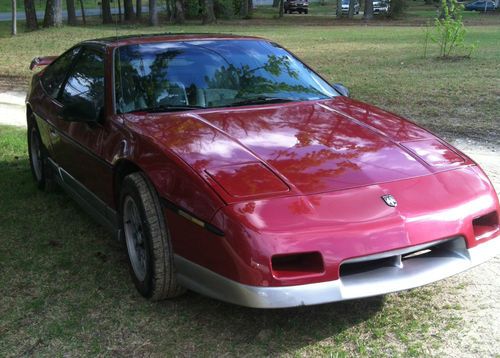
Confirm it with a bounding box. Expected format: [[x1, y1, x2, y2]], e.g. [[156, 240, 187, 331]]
[[271, 252, 324, 279], [473, 211, 499, 241]]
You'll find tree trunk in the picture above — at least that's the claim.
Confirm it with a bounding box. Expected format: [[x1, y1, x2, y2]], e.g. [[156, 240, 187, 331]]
[[149, 0, 158, 25], [124, 0, 135, 21], [202, 0, 216, 24], [272, 0, 279, 7], [43, 0, 62, 27], [24, 0, 38, 30], [336, 0, 343, 17], [363, 0, 373, 19], [278, 0, 284, 17], [79, 0, 86, 25], [11, 0, 16, 35], [347, 0, 355, 18], [118, 0, 122, 22], [101, 0, 112, 23], [66, 0, 77, 25], [136, 0, 142, 19], [165, 0, 172, 20], [174, 0, 184, 23], [248, 0, 253, 16], [388, 0, 405, 17], [240, 0, 248, 18]]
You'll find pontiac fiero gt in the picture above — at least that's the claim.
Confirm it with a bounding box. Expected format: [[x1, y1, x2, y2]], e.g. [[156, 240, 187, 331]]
[[26, 34, 500, 308]]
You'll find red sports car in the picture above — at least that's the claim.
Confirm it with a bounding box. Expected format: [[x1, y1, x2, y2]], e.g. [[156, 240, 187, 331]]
[[27, 34, 499, 308]]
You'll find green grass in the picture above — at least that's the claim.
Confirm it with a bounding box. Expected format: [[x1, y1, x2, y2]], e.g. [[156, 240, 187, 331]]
[[0, 125, 467, 355]]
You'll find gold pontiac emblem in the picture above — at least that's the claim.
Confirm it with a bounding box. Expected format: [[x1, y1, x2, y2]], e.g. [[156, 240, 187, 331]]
[[381, 194, 398, 207]]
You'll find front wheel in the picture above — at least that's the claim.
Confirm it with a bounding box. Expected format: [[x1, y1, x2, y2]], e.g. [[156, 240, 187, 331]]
[[120, 172, 185, 301]]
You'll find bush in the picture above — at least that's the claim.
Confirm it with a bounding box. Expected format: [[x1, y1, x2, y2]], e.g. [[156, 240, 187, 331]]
[[431, 0, 476, 58]]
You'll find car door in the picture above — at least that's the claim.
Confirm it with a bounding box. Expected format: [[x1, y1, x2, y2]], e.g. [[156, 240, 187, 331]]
[[50, 45, 114, 211]]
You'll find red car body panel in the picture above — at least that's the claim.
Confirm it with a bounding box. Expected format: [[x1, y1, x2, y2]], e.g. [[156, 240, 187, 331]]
[[122, 96, 498, 287], [26, 34, 500, 307]]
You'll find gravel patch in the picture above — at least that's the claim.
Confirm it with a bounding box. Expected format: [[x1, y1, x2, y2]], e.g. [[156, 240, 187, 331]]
[[0, 91, 26, 127]]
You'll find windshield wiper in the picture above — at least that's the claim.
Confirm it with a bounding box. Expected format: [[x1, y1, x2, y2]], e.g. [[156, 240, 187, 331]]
[[128, 104, 205, 114], [227, 96, 296, 107]]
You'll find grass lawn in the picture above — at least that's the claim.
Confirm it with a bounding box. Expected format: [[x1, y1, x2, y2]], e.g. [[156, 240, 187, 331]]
[[0, 17, 499, 356]]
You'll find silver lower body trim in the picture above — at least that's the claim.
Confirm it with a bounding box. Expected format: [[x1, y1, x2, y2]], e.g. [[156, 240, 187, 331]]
[[174, 237, 500, 308]]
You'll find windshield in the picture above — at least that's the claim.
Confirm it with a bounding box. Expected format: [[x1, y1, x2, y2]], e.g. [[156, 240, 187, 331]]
[[114, 40, 337, 113]]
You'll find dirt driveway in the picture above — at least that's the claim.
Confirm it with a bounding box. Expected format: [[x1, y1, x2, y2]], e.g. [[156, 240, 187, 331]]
[[1, 90, 499, 356]]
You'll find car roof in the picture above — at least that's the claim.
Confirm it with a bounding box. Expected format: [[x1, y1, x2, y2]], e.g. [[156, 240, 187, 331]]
[[82, 33, 264, 48]]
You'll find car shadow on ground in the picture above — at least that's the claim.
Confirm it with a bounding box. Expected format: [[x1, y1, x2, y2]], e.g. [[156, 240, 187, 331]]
[[162, 291, 385, 353]]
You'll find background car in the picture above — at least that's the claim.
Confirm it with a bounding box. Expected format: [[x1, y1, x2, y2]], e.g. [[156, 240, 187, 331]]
[[464, 0, 497, 10], [26, 34, 500, 308], [341, 0, 360, 14], [284, 0, 309, 14], [373, 0, 390, 13]]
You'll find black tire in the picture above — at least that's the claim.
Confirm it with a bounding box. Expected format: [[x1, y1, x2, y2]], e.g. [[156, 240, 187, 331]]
[[120, 172, 185, 301], [27, 119, 55, 192], [304, 9, 308, 14]]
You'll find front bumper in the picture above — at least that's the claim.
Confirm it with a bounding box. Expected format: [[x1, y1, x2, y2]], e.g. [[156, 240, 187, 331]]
[[175, 236, 500, 308]]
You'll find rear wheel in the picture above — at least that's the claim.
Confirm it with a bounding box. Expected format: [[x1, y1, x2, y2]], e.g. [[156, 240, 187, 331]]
[[27, 120, 55, 191], [120, 172, 185, 301]]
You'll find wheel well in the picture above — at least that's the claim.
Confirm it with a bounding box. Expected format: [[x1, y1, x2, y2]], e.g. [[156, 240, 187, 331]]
[[113, 160, 142, 209]]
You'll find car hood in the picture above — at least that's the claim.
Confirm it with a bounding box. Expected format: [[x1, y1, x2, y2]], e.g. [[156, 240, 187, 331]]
[[124, 97, 469, 203]]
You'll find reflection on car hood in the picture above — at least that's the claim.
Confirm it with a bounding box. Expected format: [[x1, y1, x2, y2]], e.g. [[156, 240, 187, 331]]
[[124, 97, 469, 201]]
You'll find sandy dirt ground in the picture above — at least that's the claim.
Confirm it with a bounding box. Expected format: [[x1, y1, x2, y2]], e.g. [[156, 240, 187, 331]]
[[1, 91, 499, 357]]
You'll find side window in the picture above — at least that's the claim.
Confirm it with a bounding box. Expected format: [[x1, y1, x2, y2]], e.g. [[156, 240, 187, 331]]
[[41, 47, 80, 98], [60, 49, 105, 109]]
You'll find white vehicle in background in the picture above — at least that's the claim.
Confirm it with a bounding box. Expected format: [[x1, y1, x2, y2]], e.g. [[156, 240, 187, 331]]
[[373, 0, 390, 14], [341, 0, 360, 14]]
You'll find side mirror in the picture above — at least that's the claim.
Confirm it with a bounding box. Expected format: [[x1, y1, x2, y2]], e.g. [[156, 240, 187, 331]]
[[62, 96, 100, 122], [333, 83, 350, 97]]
